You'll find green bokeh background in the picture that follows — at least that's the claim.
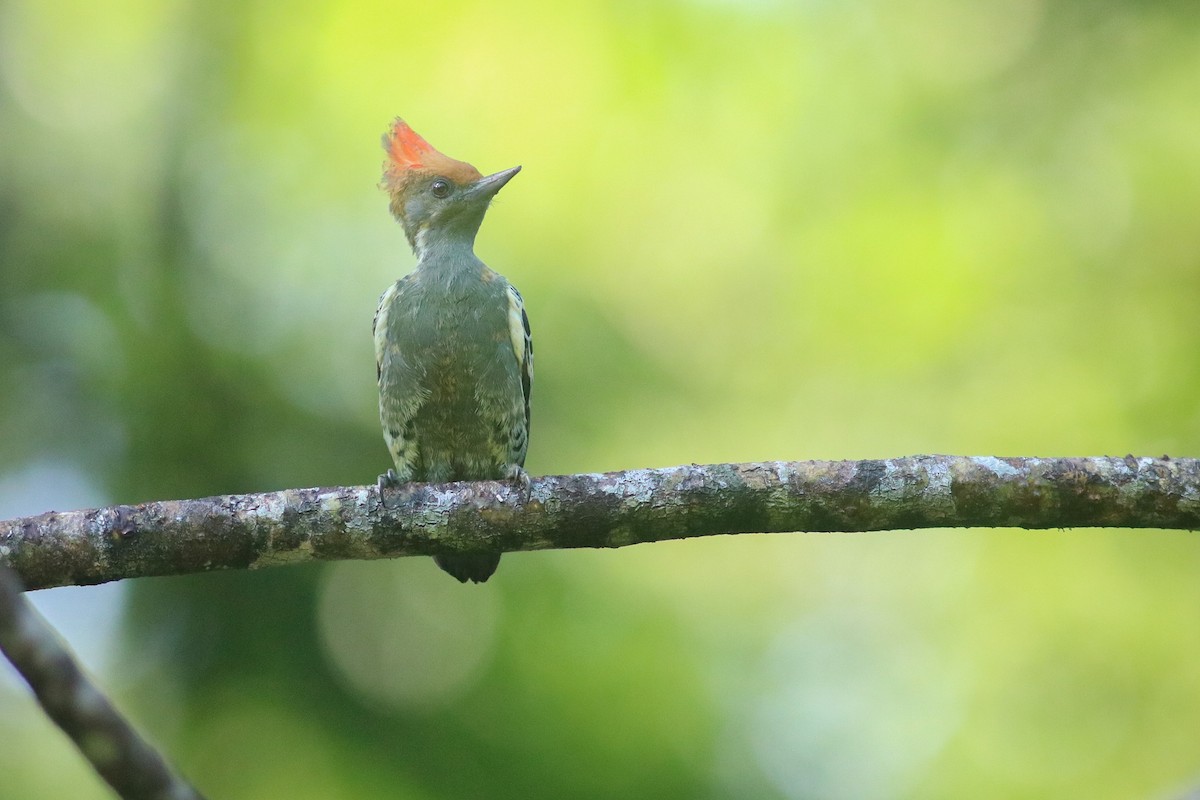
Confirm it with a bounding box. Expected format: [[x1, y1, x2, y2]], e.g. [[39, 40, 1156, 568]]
[[2, 0, 1199, 797]]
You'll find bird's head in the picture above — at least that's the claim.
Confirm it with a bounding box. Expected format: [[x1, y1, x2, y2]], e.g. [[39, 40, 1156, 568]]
[[381, 118, 520, 255]]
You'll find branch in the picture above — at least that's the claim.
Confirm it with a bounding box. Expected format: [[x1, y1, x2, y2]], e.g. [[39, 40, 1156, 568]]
[[2, 456, 1197, 590], [0, 565, 205, 799]]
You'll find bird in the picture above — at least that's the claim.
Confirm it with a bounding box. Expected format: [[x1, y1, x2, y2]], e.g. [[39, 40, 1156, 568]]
[[373, 118, 532, 583]]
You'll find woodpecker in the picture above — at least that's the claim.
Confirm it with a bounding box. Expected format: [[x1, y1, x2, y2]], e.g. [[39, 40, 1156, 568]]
[[374, 118, 532, 583]]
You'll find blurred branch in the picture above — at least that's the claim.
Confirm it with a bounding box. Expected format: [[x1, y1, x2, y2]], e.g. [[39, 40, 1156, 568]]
[[1, 455, 1197, 590], [0, 565, 205, 800]]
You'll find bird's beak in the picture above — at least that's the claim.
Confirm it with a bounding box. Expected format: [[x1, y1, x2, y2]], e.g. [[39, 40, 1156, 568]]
[[464, 165, 521, 204]]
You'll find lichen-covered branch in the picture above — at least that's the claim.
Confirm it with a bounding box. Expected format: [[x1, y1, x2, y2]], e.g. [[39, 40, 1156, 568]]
[[0, 565, 205, 799], [1, 456, 1197, 591]]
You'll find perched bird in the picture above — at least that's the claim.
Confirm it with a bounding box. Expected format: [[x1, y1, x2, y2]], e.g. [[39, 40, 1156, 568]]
[[374, 118, 532, 583]]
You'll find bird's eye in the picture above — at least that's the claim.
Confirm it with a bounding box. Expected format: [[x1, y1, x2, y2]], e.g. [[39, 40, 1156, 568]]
[[430, 179, 451, 198]]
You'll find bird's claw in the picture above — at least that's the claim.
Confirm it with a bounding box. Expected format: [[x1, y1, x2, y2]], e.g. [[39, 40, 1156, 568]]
[[378, 468, 401, 509], [505, 464, 532, 502]]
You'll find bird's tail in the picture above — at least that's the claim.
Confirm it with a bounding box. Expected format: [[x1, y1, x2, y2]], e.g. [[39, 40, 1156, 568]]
[[434, 552, 502, 583]]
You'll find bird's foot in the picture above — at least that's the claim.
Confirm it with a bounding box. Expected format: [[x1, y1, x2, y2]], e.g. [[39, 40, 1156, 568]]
[[504, 464, 532, 502], [377, 468, 403, 509]]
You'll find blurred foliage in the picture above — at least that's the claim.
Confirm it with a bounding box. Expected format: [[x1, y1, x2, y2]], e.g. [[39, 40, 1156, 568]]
[[1, 0, 1199, 797]]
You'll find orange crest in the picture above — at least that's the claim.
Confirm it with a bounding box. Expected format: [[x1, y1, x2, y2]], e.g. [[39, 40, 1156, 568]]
[[382, 118, 483, 192], [385, 118, 436, 170]]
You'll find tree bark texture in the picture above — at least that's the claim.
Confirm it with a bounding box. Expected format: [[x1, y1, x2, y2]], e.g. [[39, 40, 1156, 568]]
[[1, 456, 1197, 591]]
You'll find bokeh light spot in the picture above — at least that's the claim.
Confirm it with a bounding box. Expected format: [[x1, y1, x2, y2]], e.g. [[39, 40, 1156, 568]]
[[317, 560, 500, 710]]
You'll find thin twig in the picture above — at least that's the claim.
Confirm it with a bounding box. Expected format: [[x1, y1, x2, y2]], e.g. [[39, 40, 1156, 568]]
[[1, 456, 1197, 591], [0, 565, 205, 799]]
